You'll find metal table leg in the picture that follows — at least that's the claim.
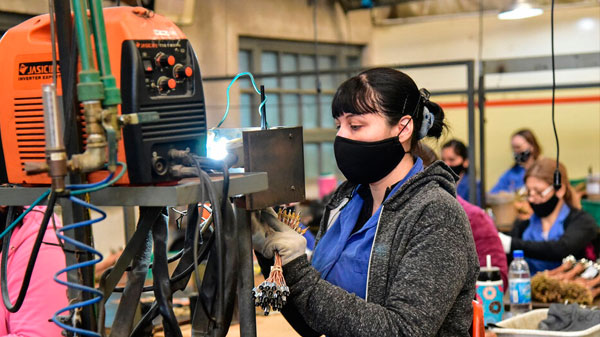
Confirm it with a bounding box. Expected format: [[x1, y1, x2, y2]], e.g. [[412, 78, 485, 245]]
[[235, 206, 257, 337]]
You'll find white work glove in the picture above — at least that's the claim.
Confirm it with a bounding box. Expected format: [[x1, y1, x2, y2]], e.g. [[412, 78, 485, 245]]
[[250, 208, 276, 253], [251, 207, 306, 265], [498, 232, 512, 254]]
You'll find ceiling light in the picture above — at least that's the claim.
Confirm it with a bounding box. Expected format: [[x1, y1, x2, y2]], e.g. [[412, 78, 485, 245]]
[[498, 0, 543, 20]]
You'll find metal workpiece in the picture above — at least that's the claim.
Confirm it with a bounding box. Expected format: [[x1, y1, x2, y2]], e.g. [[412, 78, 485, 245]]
[[242, 127, 305, 210], [0, 172, 268, 206]]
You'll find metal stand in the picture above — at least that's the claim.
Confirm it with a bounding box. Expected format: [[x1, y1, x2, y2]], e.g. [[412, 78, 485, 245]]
[[0, 172, 266, 336]]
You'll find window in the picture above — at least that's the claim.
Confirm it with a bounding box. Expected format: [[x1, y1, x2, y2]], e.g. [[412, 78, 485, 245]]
[[238, 37, 363, 181]]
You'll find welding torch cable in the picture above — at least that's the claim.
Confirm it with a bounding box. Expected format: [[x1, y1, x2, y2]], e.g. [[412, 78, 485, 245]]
[[52, 196, 106, 337], [193, 165, 226, 329], [214, 72, 267, 128], [0, 189, 51, 240], [127, 219, 217, 336], [1, 191, 58, 313], [107, 207, 215, 293]]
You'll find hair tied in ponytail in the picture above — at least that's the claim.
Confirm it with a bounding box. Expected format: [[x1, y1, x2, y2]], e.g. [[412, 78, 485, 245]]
[[419, 88, 431, 103], [417, 88, 434, 140], [418, 106, 434, 140]]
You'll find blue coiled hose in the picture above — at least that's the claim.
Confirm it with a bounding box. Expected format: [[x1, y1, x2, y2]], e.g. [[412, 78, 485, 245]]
[[52, 196, 105, 337], [50, 162, 126, 335]]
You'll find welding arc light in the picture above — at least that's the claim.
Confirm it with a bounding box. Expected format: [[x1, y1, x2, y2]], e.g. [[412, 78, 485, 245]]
[[498, 0, 543, 20], [207, 132, 229, 161]]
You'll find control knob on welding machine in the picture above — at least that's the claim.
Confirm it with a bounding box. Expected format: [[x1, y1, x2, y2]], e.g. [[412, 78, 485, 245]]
[[173, 64, 193, 79], [157, 76, 176, 92], [155, 52, 175, 67]]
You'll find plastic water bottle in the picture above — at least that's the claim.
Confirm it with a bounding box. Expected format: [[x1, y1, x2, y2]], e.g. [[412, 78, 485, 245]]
[[508, 250, 532, 315]]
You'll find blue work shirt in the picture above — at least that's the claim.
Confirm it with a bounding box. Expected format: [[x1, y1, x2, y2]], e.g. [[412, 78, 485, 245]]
[[312, 158, 423, 299], [490, 165, 526, 194], [457, 172, 481, 206], [522, 203, 570, 275]]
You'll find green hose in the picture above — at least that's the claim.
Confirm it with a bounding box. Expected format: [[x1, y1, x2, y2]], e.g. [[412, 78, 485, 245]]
[[71, 0, 104, 101], [87, 0, 121, 107]]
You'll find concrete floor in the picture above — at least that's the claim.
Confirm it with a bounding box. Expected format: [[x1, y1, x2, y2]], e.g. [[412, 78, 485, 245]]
[[227, 313, 300, 337], [155, 314, 300, 337]]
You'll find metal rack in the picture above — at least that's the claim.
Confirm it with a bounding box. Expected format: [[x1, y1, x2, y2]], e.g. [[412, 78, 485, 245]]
[[0, 172, 268, 336]]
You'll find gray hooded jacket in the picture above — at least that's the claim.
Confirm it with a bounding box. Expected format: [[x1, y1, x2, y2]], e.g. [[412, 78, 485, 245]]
[[280, 161, 480, 337]]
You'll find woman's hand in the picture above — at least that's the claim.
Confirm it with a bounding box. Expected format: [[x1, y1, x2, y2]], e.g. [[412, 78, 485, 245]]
[[251, 208, 307, 265], [250, 209, 273, 253]]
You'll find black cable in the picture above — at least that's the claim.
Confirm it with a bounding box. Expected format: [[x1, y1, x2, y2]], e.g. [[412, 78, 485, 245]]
[[1, 192, 57, 312], [129, 212, 217, 337], [110, 233, 213, 293], [550, 0, 561, 189], [313, 0, 321, 94], [196, 167, 225, 330], [106, 249, 184, 293], [48, 0, 58, 87], [191, 177, 222, 327]]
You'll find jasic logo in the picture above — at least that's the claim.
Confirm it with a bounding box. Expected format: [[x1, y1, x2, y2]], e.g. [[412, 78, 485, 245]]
[[18, 61, 60, 76]]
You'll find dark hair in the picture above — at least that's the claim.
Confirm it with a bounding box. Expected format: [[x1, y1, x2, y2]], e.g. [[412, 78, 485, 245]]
[[331, 68, 446, 150], [442, 139, 468, 161], [513, 129, 542, 159], [525, 158, 579, 209]]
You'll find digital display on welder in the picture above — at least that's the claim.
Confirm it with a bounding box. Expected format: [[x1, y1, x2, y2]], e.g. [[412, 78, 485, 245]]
[[134, 39, 195, 97]]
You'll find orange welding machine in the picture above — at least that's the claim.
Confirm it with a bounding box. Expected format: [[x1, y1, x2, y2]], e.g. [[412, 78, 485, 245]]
[[0, 7, 207, 185]]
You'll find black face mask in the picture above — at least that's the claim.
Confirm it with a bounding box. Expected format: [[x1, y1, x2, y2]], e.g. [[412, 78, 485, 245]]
[[529, 194, 559, 218], [334, 135, 406, 184], [449, 163, 465, 176], [514, 149, 532, 164]]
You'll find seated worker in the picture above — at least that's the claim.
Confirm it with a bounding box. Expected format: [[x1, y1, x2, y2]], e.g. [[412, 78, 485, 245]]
[[490, 129, 542, 194], [252, 68, 479, 336], [0, 205, 67, 337], [419, 144, 508, 290], [498, 158, 598, 275], [442, 139, 481, 205]]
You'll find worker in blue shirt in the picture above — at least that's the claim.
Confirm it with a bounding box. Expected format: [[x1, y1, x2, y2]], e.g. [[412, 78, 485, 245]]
[[251, 68, 479, 337], [441, 139, 481, 205], [490, 129, 542, 194]]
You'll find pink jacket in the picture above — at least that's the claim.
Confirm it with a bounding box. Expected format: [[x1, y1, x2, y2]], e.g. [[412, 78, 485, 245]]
[[0, 207, 67, 337], [457, 196, 509, 290]]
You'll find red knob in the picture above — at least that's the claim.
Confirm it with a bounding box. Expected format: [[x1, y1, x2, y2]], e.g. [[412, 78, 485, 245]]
[[174, 64, 193, 79], [158, 76, 176, 92], [156, 53, 176, 67]]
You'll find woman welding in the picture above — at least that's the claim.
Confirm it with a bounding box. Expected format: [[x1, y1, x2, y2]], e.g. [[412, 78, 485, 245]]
[[252, 68, 479, 337]]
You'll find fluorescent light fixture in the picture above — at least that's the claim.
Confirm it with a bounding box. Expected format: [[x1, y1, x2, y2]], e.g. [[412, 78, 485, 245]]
[[577, 18, 596, 31], [498, 0, 543, 20]]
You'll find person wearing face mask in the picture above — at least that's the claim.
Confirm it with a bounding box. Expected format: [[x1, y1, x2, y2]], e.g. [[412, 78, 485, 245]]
[[251, 68, 479, 337], [498, 158, 597, 275], [490, 129, 542, 194], [442, 139, 481, 205]]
